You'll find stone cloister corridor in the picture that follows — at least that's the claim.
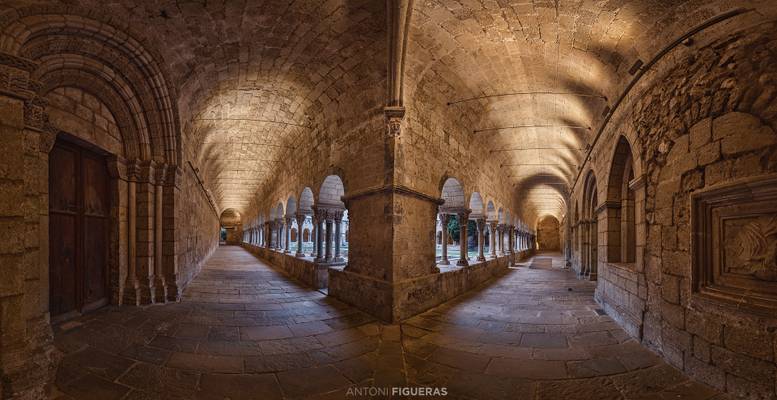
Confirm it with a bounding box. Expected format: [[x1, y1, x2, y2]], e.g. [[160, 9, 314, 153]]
[[1, 0, 777, 399], [53, 247, 717, 400]]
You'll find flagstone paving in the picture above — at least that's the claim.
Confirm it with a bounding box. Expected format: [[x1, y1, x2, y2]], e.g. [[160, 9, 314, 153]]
[[51, 246, 726, 400]]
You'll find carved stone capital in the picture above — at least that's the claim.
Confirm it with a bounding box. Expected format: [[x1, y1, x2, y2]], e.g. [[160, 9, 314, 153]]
[[126, 160, 142, 182], [329, 209, 344, 221], [23, 96, 49, 131], [384, 106, 405, 138], [136, 160, 157, 184], [313, 206, 328, 221], [154, 163, 168, 186], [38, 128, 58, 153], [106, 156, 127, 180]]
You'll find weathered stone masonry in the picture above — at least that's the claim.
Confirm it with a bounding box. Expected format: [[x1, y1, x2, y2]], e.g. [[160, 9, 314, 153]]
[[569, 19, 777, 399]]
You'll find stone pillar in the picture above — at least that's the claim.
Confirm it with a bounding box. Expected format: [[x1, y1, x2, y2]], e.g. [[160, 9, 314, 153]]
[[133, 161, 157, 304], [126, 162, 139, 305], [310, 214, 318, 258], [327, 101, 452, 322], [325, 213, 334, 263], [440, 213, 450, 265], [333, 210, 344, 262], [476, 218, 486, 262], [507, 225, 515, 255], [0, 58, 58, 397], [489, 221, 497, 258], [295, 213, 305, 257], [315, 208, 326, 262], [276, 219, 283, 250], [284, 216, 292, 253], [162, 166, 182, 302], [494, 224, 501, 256], [154, 164, 166, 302], [457, 211, 469, 266]]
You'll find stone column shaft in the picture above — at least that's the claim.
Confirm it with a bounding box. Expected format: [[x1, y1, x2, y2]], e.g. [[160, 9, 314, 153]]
[[325, 218, 334, 263], [457, 212, 469, 267], [334, 213, 343, 262], [440, 214, 450, 265], [296, 214, 305, 257], [476, 219, 486, 262]]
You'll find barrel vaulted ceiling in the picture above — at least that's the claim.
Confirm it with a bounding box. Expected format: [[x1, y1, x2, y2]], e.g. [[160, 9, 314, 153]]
[[1, 0, 768, 220], [404, 0, 765, 224]]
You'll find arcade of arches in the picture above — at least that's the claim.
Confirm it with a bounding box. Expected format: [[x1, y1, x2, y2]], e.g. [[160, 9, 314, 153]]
[[0, 1, 776, 399]]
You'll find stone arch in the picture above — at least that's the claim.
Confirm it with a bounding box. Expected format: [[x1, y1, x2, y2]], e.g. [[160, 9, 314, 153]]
[[299, 187, 314, 213], [582, 171, 599, 280], [272, 203, 284, 220], [286, 195, 297, 217], [440, 177, 465, 210], [486, 201, 496, 221], [468, 192, 484, 218], [606, 136, 636, 263], [318, 175, 346, 207], [2, 11, 181, 165]]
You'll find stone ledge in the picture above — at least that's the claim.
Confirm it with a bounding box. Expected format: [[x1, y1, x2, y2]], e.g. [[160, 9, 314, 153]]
[[330, 255, 512, 322]]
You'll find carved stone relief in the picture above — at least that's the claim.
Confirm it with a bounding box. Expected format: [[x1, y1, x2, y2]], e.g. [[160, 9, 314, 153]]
[[692, 174, 777, 313]]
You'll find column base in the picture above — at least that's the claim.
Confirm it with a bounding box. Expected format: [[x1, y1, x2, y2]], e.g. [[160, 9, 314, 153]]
[[477, 256, 486, 262], [295, 252, 305, 258], [456, 259, 469, 267], [439, 258, 450, 266]]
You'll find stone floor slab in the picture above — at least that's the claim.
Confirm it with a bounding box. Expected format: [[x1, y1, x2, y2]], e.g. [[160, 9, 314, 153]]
[[52, 248, 722, 400]]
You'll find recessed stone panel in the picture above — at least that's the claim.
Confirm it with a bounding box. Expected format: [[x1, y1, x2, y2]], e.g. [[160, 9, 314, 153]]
[[692, 174, 777, 314]]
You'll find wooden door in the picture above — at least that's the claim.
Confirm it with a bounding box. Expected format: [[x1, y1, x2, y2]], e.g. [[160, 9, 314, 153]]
[[49, 139, 110, 318]]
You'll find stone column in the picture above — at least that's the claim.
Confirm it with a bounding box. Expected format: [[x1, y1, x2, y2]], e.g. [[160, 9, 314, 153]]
[[276, 219, 284, 250], [333, 210, 344, 262], [154, 164, 166, 302], [457, 211, 469, 266], [310, 214, 318, 258], [476, 218, 486, 262], [507, 225, 515, 255], [126, 162, 139, 305], [162, 166, 182, 302], [295, 213, 305, 257], [325, 212, 334, 263], [493, 224, 501, 256], [440, 213, 450, 265], [489, 221, 497, 258], [284, 216, 292, 253], [315, 208, 326, 262]]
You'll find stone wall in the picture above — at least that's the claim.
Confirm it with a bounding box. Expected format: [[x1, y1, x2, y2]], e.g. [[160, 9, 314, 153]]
[[45, 87, 123, 157], [331, 254, 513, 322], [537, 216, 560, 251], [569, 20, 777, 398], [175, 164, 220, 296]]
